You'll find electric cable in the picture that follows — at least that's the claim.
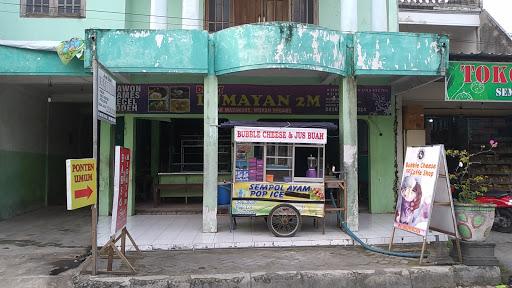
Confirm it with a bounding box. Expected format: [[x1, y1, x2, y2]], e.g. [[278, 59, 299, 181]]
[[327, 190, 422, 258]]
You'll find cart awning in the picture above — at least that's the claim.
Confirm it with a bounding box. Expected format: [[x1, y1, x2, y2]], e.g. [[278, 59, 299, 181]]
[[219, 121, 338, 130]]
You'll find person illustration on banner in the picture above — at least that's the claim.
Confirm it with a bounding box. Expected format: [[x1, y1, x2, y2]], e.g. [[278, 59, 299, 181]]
[[396, 176, 423, 225]]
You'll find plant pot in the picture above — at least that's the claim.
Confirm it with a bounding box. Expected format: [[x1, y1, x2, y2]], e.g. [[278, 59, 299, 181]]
[[454, 203, 496, 242]]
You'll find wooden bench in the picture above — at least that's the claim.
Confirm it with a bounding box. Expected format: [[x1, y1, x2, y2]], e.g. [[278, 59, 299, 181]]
[[153, 183, 203, 207]]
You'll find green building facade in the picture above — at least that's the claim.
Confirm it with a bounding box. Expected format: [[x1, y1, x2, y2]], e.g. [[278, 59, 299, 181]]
[[0, 0, 448, 232]]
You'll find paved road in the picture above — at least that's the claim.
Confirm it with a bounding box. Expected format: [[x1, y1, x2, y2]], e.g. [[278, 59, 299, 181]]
[[0, 207, 90, 288], [487, 230, 512, 284]]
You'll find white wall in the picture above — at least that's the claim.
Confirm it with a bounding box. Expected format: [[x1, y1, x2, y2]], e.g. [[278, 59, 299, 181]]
[[400, 24, 479, 54]]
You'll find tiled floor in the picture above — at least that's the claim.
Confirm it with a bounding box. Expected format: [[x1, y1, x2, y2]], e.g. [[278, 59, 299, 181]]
[[98, 213, 447, 251]]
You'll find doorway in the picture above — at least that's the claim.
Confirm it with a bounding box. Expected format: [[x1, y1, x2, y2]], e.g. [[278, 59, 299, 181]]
[[357, 119, 369, 212]]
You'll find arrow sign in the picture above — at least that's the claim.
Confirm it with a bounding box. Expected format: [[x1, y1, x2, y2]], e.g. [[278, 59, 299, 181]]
[[75, 186, 93, 199]]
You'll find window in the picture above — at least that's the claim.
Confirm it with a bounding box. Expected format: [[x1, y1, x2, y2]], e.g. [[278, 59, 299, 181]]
[[205, 0, 317, 32], [21, 0, 85, 18]]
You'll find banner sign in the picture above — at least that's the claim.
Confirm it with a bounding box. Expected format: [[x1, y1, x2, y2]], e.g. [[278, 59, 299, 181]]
[[446, 61, 512, 102], [231, 182, 325, 217], [111, 146, 131, 236], [234, 126, 327, 144], [66, 158, 97, 210], [116, 84, 391, 115], [394, 146, 441, 236], [97, 66, 117, 124]]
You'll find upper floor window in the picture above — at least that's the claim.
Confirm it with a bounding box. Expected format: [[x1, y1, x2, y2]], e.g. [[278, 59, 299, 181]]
[[205, 0, 317, 32], [21, 0, 85, 18]]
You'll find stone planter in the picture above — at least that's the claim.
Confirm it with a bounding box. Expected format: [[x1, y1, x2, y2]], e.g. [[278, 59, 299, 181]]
[[454, 203, 496, 241]]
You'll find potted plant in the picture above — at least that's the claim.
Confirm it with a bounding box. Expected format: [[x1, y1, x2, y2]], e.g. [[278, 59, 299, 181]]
[[446, 140, 498, 242]]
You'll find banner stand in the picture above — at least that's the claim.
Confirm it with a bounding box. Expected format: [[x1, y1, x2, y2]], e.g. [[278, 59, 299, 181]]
[[389, 145, 462, 265], [100, 227, 140, 274]]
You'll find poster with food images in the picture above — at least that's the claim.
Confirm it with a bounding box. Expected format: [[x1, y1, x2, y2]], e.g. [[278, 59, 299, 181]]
[[394, 146, 442, 236], [169, 86, 191, 113], [231, 182, 325, 217], [148, 86, 169, 112]]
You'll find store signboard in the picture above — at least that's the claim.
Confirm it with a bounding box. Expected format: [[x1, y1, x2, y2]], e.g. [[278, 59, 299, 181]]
[[111, 146, 130, 236], [66, 158, 97, 210], [97, 66, 117, 124], [231, 182, 325, 217], [116, 84, 391, 115], [234, 126, 327, 145], [446, 61, 512, 102]]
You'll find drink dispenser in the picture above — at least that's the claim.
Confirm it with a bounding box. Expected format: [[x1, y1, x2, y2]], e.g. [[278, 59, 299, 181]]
[[306, 155, 317, 178]]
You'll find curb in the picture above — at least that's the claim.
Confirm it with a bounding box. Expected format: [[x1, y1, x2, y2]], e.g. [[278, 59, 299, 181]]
[[73, 265, 501, 288]]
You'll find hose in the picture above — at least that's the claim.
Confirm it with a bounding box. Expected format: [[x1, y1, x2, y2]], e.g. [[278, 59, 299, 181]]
[[328, 190, 421, 258]]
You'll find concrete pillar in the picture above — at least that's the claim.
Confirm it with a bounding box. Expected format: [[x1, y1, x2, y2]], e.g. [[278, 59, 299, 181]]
[[150, 0, 167, 29], [99, 121, 113, 216], [341, 0, 358, 32], [203, 36, 218, 233], [182, 0, 201, 29], [203, 75, 218, 233], [124, 116, 136, 216], [372, 0, 388, 31], [150, 121, 160, 179], [341, 77, 359, 231]]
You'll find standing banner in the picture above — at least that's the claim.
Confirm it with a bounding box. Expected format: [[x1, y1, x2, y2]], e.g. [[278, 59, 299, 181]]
[[111, 146, 131, 236], [390, 145, 461, 264], [66, 158, 97, 210]]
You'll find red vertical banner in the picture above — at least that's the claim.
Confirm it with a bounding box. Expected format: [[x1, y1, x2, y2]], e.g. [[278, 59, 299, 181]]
[[111, 146, 131, 236]]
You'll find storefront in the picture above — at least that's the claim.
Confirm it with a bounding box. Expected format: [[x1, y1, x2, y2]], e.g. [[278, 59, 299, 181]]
[[115, 83, 393, 215], [401, 57, 512, 194], [88, 24, 449, 232]]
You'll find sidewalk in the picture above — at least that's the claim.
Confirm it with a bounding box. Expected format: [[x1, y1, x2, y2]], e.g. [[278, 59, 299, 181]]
[[0, 208, 508, 288], [75, 246, 502, 288]]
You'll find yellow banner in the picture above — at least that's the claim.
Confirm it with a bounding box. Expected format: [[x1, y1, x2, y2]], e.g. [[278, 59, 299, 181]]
[[66, 158, 97, 210]]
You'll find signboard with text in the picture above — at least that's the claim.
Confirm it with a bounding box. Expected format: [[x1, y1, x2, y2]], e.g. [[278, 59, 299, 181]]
[[234, 126, 327, 144], [446, 61, 512, 102], [111, 146, 131, 236], [232, 182, 325, 217], [98, 66, 117, 124], [116, 84, 391, 115], [66, 158, 97, 210], [394, 145, 457, 237]]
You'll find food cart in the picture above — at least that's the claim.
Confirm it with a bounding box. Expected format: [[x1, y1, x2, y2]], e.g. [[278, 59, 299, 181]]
[[222, 122, 335, 237]]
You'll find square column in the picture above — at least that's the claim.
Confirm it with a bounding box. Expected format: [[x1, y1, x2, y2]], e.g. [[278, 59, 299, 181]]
[[340, 77, 359, 231], [124, 116, 136, 216], [203, 74, 218, 233], [99, 121, 113, 216]]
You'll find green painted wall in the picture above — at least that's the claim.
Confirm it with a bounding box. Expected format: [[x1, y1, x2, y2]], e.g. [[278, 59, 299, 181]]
[[0, 0, 126, 41], [361, 115, 396, 213], [125, 0, 150, 29], [0, 84, 48, 219], [0, 150, 46, 219], [0, 46, 87, 76]]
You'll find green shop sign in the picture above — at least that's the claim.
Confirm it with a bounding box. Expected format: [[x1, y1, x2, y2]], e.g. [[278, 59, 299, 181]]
[[446, 61, 512, 102]]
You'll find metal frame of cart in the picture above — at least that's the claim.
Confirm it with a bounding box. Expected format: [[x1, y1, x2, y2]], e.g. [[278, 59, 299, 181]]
[[224, 122, 334, 237]]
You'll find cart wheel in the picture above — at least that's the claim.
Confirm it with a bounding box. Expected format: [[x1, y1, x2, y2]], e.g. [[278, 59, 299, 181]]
[[267, 204, 301, 237]]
